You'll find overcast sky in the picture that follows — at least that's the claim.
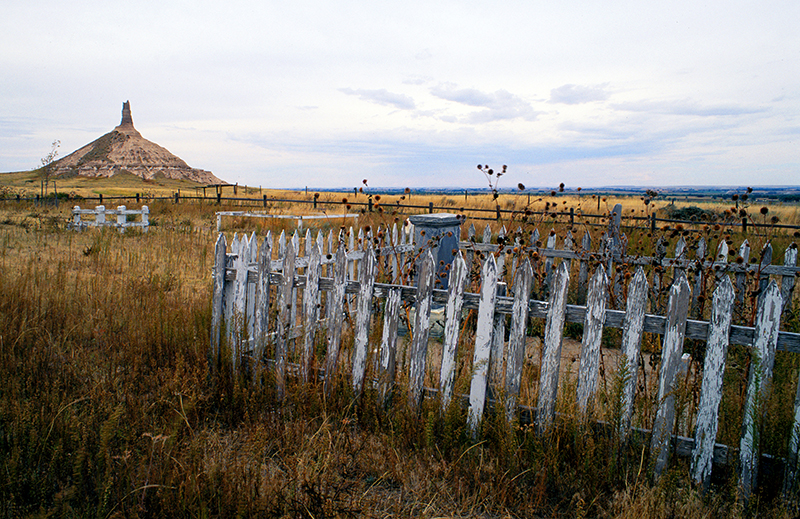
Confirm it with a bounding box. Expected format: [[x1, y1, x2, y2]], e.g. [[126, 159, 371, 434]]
[[1, 1, 798, 189]]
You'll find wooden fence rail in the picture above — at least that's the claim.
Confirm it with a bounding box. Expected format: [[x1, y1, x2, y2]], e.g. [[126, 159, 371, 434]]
[[70, 205, 149, 232], [211, 223, 800, 500]]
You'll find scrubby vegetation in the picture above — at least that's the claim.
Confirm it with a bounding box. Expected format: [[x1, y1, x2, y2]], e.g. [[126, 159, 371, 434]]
[[0, 196, 798, 517]]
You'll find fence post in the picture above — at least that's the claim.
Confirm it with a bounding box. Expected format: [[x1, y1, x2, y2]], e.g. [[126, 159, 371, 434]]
[[141, 206, 149, 230], [742, 217, 748, 233], [99, 194, 103, 204], [429, 202, 434, 214], [136, 193, 140, 203], [368, 198, 373, 212], [96, 206, 106, 225], [174, 192, 179, 204], [263, 195, 267, 208], [217, 192, 221, 205], [117, 205, 126, 232], [651, 213, 657, 234], [72, 206, 81, 228]]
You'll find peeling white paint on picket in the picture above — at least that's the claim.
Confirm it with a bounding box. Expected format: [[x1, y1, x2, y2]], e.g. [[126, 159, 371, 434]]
[[691, 276, 735, 487], [537, 262, 570, 434], [738, 280, 783, 500], [468, 254, 498, 436], [651, 272, 691, 478], [576, 265, 608, 416], [504, 259, 534, 421], [440, 252, 468, 410], [619, 267, 649, 438]]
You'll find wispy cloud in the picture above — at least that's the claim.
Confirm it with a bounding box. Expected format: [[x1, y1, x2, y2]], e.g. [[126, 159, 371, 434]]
[[430, 84, 541, 122], [549, 84, 610, 104], [339, 88, 416, 110], [612, 99, 768, 117]]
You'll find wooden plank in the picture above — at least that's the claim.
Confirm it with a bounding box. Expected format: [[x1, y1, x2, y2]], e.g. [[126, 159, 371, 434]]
[[691, 237, 707, 317], [577, 231, 591, 305], [690, 276, 735, 488], [735, 240, 751, 309], [223, 235, 238, 360], [408, 249, 435, 409], [231, 233, 250, 372], [576, 265, 609, 416], [756, 243, 773, 311], [352, 241, 377, 395], [468, 253, 498, 436], [489, 282, 507, 386], [543, 231, 557, 293], [781, 243, 797, 316], [275, 238, 296, 400], [504, 259, 534, 421], [620, 268, 649, 438], [301, 242, 321, 382], [536, 262, 570, 434], [738, 280, 782, 500], [245, 233, 259, 344], [210, 233, 227, 372], [324, 240, 348, 395], [439, 252, 468, 410], [254, 232, 272, 369], [651, 272, 692, 478], [377, 287, 402, 404]]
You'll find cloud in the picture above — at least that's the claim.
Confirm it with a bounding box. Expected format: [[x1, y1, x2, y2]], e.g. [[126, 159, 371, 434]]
[[612, 99, 767, 117], [430, 85, 540, 122], [549, 84, 610, 104], [339, 88, 416, 110]]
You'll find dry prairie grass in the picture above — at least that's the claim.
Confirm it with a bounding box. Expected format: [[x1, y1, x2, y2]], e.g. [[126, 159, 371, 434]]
[[0, 200, 798, 517]]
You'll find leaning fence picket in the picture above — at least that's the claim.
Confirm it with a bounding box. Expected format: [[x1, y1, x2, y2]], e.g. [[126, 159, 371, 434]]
[[352, 241, 377, 395], [301, 242, 321, 382], [324, 240, 348, 395], [409, 250, 435, 409], [275, 238, 296, 400], [440, 252, 469, 410], [468, 254, 498, 436], [536, 262, 570, 434], [504, 259, 534, 421], [377, 288, 402, 404], [781, 244, 797, 316], [651, 272, 691, 478], [210, 233, 227, 371], [739, 280, 783, 500], [620, 268, 649, 438], [691, 276, 735, 488], [576, 265, 609, 416]]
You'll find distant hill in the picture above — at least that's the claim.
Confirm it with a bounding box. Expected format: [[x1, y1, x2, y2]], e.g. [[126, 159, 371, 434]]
[[51, 101, 224, 185]]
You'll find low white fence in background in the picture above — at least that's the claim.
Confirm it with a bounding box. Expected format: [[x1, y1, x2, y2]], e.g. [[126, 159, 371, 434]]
[[215, 211, 360, 232], [70, 205, 149, 232]]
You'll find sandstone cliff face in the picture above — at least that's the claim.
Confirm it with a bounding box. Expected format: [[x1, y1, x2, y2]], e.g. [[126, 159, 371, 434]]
[[53, 101, 224, 184]]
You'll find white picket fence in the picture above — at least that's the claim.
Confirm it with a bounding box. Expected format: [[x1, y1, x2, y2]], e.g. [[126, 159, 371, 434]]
[[215, 211, 360, 232], [71, 205, 149, 232], [210, 222, 800, 499]]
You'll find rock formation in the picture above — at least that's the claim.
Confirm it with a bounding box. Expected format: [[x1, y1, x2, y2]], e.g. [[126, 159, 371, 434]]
[[52, 101, 223, 184]]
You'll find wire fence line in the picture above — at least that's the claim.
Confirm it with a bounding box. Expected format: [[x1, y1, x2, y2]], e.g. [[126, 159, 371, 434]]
[[5, 190, 800, 234]]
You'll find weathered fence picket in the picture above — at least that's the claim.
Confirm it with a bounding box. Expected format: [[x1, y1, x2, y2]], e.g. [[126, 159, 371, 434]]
[[210, 222, 800, 498]]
